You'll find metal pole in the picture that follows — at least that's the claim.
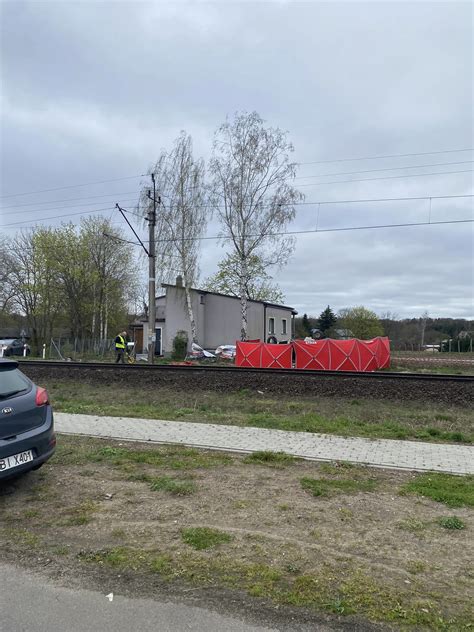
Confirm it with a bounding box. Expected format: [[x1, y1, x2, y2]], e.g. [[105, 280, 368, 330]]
[[148, 174, 157, 364]]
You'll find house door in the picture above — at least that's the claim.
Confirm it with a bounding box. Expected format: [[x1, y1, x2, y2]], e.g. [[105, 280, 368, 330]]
[[154, 328, 162, 356]]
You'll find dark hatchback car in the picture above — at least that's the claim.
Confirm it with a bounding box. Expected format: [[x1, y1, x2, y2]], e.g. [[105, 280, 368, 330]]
[[0, 359, 55, 480], [0, 338, 31, 357]]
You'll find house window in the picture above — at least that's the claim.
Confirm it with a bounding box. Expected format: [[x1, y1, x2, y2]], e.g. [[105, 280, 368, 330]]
[[282, 319, 287, 335], [200, 295, 205, 305], [268, 317, 275, 334]]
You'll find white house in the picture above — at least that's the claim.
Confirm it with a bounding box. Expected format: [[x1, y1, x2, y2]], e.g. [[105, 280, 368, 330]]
[[136, 277, 297, 355]]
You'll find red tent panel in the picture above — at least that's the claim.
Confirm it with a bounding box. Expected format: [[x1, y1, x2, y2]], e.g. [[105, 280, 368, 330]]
[[293, 339, 331, 370], [237, 337, 390, 371], [260, 343, 292, 369], [235, 341, 262, 368], [294, 337, 390, 371], [356, 340, 378, 371]]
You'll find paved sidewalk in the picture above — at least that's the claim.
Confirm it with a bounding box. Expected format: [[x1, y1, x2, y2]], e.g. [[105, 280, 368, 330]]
[[55, 413, 474, 475]]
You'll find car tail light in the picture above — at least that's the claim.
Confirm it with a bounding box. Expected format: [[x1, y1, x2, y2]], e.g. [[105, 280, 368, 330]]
[[35, 386, 49, 406]]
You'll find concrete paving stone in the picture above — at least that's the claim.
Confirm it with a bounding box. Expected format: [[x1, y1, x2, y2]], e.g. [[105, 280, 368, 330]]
[[53, 413, 474, 475]]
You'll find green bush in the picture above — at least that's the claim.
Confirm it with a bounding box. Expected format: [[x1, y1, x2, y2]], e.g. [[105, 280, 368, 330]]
[[438, 516, 466, 530], [172, 330, 188, 360]]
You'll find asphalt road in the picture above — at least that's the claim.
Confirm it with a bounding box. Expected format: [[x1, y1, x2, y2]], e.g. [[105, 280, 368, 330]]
[[0, 562, 283, 632], [0, 562, 285, 632]]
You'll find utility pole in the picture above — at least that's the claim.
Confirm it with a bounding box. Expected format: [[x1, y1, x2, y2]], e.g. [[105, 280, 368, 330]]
[[147, 173, 157, 364], [115, 179, 159, 365]]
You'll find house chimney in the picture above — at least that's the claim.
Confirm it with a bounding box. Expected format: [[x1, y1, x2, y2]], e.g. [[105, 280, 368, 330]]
[[176, 275, 183, 288]]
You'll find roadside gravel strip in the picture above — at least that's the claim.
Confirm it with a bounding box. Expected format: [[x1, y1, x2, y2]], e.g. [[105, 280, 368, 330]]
[[54, 413, 474, 475]]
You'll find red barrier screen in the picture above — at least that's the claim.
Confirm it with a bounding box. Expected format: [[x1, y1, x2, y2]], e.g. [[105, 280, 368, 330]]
[[236, 338, 390, 371], [235, 341, 262, 368], [260, 343, 292, 369], [294, 337, 390, 371]]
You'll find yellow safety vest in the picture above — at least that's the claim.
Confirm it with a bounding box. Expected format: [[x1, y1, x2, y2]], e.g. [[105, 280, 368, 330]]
[[115, 335, 126, 350]]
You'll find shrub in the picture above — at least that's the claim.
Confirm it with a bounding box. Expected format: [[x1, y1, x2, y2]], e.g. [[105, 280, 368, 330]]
[[172, 330, 188, 360], [438, 516, 466, 530]]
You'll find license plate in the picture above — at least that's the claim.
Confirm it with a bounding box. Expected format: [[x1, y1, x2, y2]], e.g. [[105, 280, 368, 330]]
[[0, 450, 34, 472]]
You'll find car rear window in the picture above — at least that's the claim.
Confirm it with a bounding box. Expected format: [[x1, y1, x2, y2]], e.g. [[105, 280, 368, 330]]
[[0, 367, 31, 398]]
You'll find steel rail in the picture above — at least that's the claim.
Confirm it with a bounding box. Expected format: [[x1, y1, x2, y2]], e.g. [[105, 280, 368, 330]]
[[16, 360, 474, 382]]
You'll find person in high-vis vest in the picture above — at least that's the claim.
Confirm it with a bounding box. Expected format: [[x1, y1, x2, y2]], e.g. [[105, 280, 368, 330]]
[[114, 331, 127, 363]]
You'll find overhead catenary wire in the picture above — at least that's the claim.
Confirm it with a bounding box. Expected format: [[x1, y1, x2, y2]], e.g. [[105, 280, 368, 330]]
[[295, 169, 474, 188], [1, 197, 140, 217], [0, 206, 118, 228], [0, 174, 146, 200], [0, 190, 139, 211], [297, 148, 474, 165], [149, 218, 474, 244], [1, 193, 472, 230], [1, 148, 473, 201], [295, 160, 474, 180]]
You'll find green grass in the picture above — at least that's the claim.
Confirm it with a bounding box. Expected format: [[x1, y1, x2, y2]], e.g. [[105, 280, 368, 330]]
[[62, 500, 99, 526], [181, 527, 233, 550], [400, 472, 474, 508], [149, 476, 196, 496], [47, 381, 473, 444], [53, 440, 233, 469], [396, 517, 429, 534], [242, 451, 298, 466], [301, 476, 378, 498], [77, 546, 473, 629], [438, 516, 466, 530], [93, 445, 232, 469]]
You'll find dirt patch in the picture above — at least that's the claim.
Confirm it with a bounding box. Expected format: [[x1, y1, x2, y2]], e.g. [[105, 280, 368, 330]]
[[1, 436, 473, 630]]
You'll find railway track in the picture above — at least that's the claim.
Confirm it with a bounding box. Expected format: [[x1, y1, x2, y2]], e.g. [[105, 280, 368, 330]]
[[17, 360, 474, 382]]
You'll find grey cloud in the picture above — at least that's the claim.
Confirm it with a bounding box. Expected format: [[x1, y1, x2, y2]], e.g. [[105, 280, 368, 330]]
[[1, 1, 472, 317]]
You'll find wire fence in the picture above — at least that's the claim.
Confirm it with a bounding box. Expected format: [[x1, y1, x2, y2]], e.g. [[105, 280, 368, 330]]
[[47, 338, 116, 360], [392, 340, 473, 353]]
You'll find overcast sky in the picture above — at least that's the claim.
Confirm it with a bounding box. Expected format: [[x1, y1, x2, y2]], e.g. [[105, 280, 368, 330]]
[[1, 1, 473, 318]]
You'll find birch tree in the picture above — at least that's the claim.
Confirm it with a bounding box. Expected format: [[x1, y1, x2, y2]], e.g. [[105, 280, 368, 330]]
[[203, 252, 284, 303], [210, 111, 302, 340], [0, 237, 15, 313], [142, 132, 207, 343]]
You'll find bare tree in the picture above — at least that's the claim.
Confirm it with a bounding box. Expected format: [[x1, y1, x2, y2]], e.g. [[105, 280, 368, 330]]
[[210, 111, 302, 340], [141, 132, 207, 343], [420, 310, 430, 348], [0, 237, 15, 313], [8, 229, 62, 352]]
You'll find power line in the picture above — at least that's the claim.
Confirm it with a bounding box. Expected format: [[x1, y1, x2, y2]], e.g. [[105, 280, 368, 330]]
[[0, 206, 117, 228], [1, 197, 140, 217], [2, 149, 473, 201], [0, 190, 139, 210], [296, 169, 474, 188], [0, 175, 146, 200], [290, 193, 474, 206], [298, 148, 474, 166], [152, 218, 473, 244], [295, 160, 474, 180], [1, 193, 471, 229], [161, 192, 474, 212]]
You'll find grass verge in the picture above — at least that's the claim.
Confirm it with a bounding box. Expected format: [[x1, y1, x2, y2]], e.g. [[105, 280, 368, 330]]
[[301, 476, 378, 497], [181, 527, 233, 550], [46, 381, 473, 444], [400, 472, 474, 508]]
